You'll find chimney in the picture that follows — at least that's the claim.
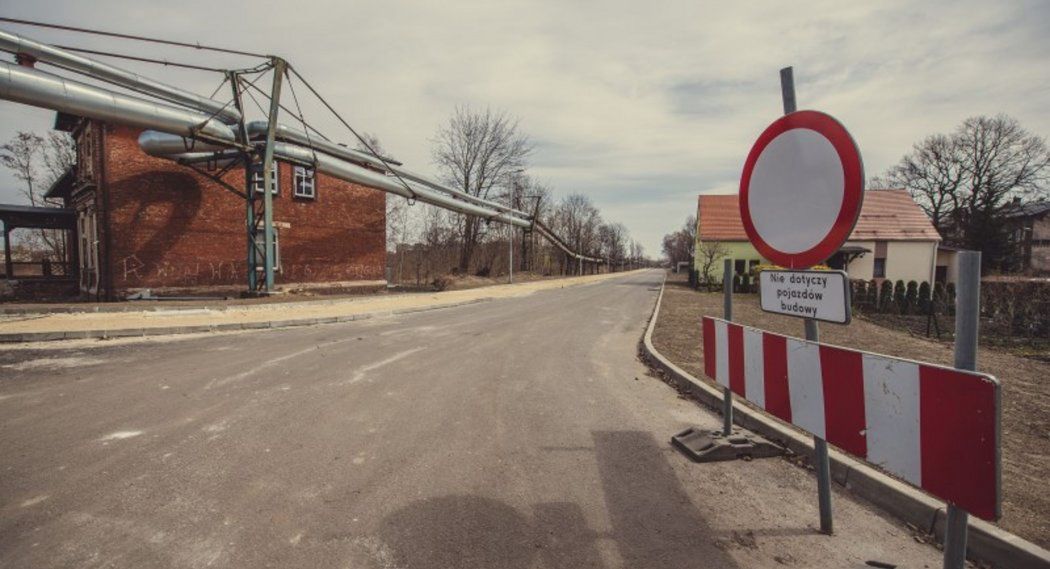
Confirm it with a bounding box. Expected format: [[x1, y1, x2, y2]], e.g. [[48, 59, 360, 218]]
[[15, 53, 37, 68]]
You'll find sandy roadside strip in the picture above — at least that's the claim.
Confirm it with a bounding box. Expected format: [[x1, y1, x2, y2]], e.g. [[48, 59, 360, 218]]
[[0, 271, 646, 334]]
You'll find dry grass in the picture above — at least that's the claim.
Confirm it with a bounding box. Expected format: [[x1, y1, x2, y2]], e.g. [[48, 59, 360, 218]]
[[651, 271, 1050, 548]]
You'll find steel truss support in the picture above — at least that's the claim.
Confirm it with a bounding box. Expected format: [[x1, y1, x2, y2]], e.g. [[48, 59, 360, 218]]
[[237, 60, 285, 295]]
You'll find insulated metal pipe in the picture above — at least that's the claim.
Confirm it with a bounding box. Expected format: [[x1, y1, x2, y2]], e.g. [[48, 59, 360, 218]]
[[247, 120, 532, 220], [532, 221, 602, 263], [0, 28, 242, 124], [246, 121, 402, 168], [273, 143, 532, 229], [140, 129, 530, 227], [0, 61, 236, 142], [138, 130, 230, 155]]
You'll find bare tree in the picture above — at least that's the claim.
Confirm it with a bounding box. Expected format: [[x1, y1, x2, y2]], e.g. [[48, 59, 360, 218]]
[[0, 131, 74, 261], [696, 240, 728, 291], [43, 131, 75, 190], [551, 193, 602, 274], [871, 133, 963, 232], [597, 222, 628, 266], [0, 132, 45, 205], [354, 132, 386, 157], [877, 114, 1050, 269], [681, 215, 697, 262], [432, 106, 532, 273], [629, 240, 645, 269], [661, 215, 697, 269]]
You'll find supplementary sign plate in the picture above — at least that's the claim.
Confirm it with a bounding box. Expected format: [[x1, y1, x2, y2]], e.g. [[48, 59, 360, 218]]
[[759, 269, 850, 324]]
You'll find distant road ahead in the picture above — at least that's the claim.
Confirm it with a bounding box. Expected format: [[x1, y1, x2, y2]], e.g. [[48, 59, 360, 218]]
[[1, 270, 941, 568]]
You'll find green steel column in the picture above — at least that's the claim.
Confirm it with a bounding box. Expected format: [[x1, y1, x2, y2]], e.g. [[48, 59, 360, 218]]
[[261, 58, 286, 292], [228, 71, 256, 293]]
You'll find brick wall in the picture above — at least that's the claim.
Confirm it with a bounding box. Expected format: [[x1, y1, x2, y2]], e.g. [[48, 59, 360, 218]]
[[101, 124, 386, 294]]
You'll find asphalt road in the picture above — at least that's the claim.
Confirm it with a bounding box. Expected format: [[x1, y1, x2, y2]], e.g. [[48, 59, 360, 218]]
[[1, 270, 943, 568]]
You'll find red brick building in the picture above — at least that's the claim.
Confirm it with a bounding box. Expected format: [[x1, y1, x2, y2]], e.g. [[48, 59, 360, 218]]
[[47, 115, 386, 300]]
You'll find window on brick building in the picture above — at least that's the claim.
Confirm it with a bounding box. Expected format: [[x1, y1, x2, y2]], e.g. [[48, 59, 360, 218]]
[[250, 162, 279, 196], [293, 166, 315, 199]]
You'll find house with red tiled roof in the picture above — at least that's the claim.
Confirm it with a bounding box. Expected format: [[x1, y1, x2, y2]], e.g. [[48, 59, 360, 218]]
[[695, 189, 945, 285]]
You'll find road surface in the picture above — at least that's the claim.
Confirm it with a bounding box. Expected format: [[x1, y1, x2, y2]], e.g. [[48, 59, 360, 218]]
[[1, 270, 943, 568]]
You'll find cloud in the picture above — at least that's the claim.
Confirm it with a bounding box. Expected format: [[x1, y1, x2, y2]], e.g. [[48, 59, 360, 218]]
[[0, 0, 1047, 257]]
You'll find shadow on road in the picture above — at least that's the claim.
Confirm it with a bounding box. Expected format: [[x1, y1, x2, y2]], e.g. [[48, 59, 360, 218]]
[[592, 430, 739, 569], [377, 495, 534, 569], [374, 431, 738, 568]]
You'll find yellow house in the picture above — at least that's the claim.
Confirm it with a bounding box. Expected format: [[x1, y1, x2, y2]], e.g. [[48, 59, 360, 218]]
[[695, 189, 943, 284]]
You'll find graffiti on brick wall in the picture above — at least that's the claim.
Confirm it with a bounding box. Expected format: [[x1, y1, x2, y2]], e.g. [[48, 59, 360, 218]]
[[118, 254, 244, 286], [121, 254, 145, 280], [118, 256, 383, 286]]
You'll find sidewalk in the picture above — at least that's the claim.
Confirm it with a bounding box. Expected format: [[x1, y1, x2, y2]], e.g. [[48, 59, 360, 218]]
[[0, 271, 643, 342]]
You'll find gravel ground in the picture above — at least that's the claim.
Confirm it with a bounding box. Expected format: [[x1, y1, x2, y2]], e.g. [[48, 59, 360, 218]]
[[651, 271, 1050, 549]]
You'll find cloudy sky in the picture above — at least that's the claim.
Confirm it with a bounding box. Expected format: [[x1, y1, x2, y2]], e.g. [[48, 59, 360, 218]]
[[0, 0, 1047, 256]]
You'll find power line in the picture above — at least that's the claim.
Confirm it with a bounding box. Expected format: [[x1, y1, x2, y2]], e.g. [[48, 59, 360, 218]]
[[53, 45, 226, 73], [284, 67, 318, 166], [0, 16, 268, 59], [240, 77, 331, 142], [286, 64, 418, 202], [207, 76, 230, 100]]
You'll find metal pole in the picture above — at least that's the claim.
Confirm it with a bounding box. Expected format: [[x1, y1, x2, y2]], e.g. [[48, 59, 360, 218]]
[[3, 222, 12, 278], [943, 250, 980, 569], [780, 66, 797, 114], [227, 71, 256, 294], [808, 318, 833, 534], [722, 258, 733, 436], [261, 58, 286, 293], [782, 64, 832, 534], [509, 227, 514, 284]]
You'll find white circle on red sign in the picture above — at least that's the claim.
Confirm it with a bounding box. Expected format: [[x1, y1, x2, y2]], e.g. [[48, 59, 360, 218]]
[[739, 110, 864, 269]]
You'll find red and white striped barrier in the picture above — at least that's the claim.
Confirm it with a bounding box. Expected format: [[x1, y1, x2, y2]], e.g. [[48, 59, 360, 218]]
[[702, 316, 1000, 520]]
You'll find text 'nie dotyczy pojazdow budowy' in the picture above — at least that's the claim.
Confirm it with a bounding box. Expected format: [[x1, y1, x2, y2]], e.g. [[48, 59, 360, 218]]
[[759, 270, 849, 324]]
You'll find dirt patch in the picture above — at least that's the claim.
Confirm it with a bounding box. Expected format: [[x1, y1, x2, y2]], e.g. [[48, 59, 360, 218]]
[[859, 310, 1050, 363], [651, 271, 1050, 549]]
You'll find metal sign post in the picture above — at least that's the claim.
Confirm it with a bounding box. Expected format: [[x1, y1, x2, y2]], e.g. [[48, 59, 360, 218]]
[[779, 66, 834, 534], [944, 250, 981, 568], [722, 258, 733, 436], [772, 65, 844, 535]]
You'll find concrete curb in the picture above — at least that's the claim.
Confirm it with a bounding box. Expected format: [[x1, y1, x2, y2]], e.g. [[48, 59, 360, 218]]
[[640, 276, 1050, 569], [0, 298, 491, 344]]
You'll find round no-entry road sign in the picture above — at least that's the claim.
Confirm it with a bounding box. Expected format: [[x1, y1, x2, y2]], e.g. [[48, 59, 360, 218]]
[[739, 110, 864, 269]]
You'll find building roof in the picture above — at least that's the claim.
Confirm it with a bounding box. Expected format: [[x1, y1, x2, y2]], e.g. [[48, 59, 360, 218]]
[[43, 168, 75, 200], [53, 112, 81, 133], [697, 189, 941, 242], [0, 203, 75, 229], [1004, 200, 1050, 219]]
